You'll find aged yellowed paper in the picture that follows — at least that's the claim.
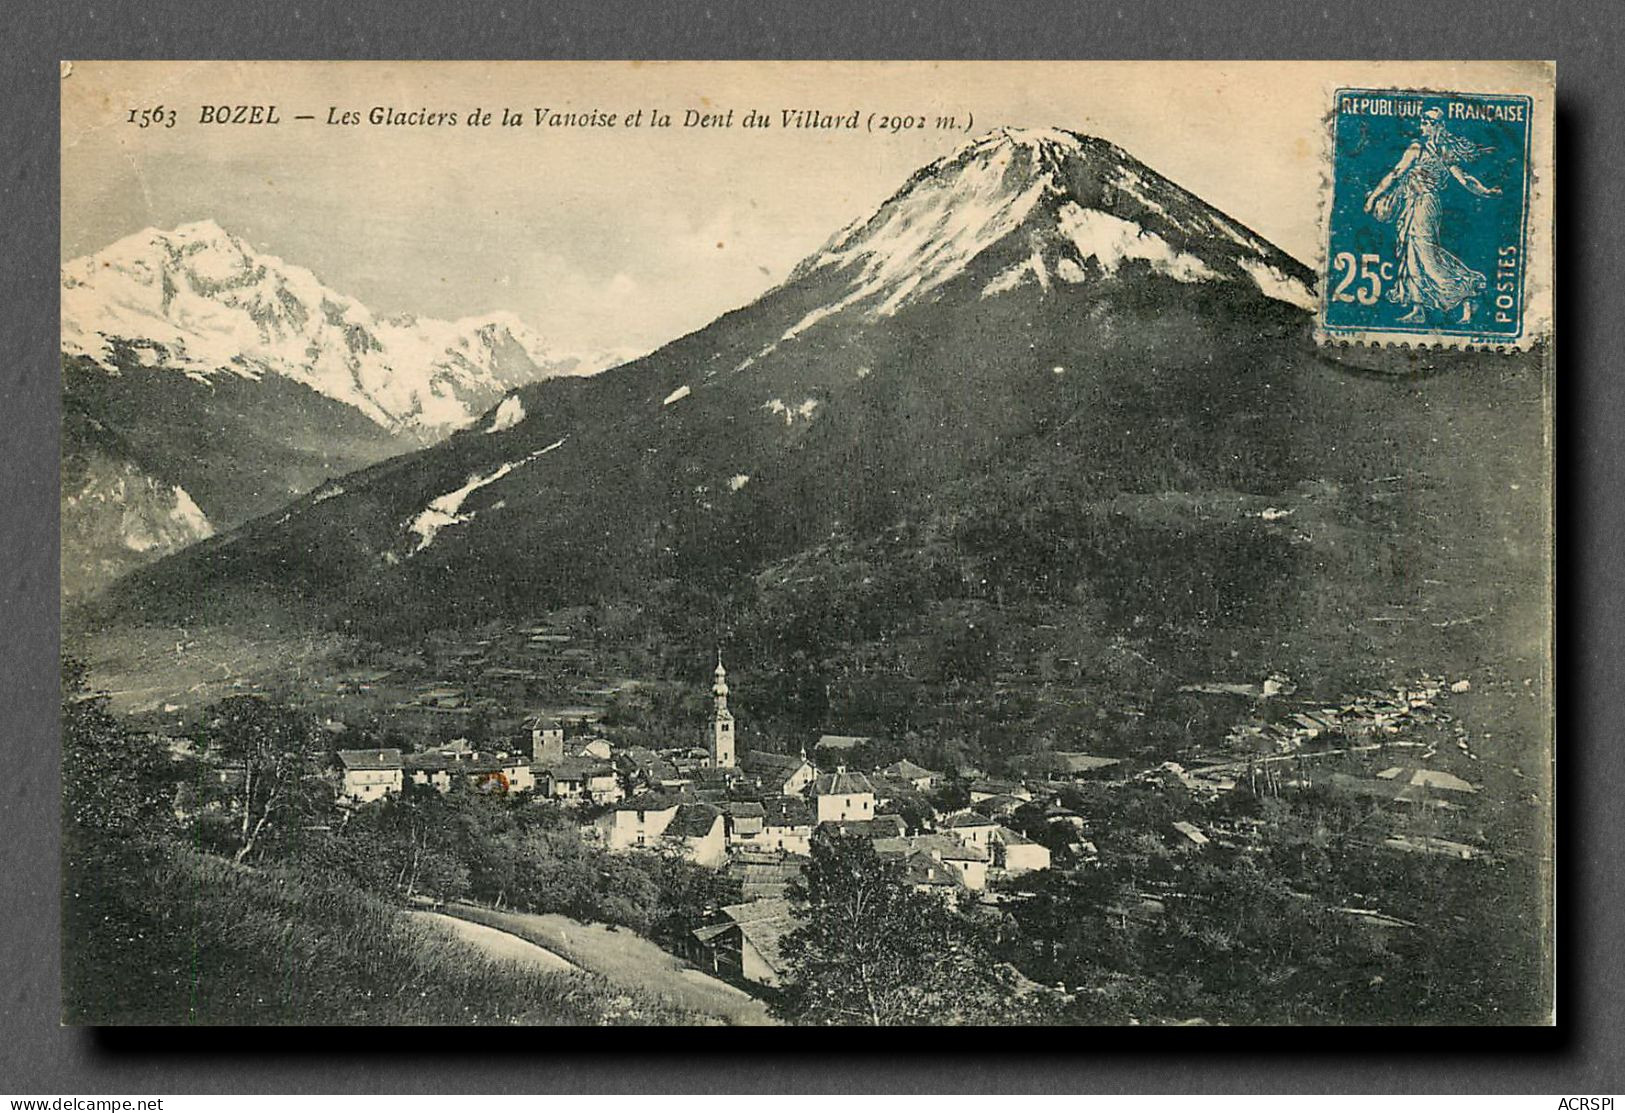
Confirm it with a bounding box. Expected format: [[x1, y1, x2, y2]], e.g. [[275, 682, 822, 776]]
[[61, 61, 1553, 1026]]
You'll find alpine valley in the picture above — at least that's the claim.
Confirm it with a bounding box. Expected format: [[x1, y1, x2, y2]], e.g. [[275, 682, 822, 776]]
[[83, 128, 1546, 788], [61, 219, 634, 597]]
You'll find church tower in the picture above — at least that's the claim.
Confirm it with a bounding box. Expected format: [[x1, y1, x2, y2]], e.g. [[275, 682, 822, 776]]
[[709, 652, 736, 769]]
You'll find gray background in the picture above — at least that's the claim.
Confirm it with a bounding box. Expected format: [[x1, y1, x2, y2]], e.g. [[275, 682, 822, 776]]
[[2, 0, 1616, 1094]]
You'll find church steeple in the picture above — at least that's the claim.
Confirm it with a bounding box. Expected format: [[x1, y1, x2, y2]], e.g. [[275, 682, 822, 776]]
[[708, 650, 736, 768]]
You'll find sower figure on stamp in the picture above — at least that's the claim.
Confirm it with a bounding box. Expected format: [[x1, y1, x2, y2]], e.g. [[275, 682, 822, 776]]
[[1364, 106, 1501, 325]]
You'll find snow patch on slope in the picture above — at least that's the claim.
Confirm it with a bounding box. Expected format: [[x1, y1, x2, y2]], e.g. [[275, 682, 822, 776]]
[[662, 384, 692, 406], [407, 438, 566, 553], [782, 132, 1055, 338], [1055, 203, 1218, 284], [1237, 257, 1318, 311], [763, 398, 819, 426], [487, 395, 526, 432]]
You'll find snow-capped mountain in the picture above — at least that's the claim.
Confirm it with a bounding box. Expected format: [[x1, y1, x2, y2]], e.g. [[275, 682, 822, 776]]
[[60, 220, 647, 599], [62, 220, 629, 438], [774, 127, 1314, 343], [105, 127, 1326, 629]]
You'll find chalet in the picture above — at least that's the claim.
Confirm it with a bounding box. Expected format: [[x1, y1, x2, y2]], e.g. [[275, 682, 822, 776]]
[[812, 767, 877, 824], [899, 850, 962, 897], [969, 779, 1031, 804], [725, 850, 807, 901], [721, 800, 766, 842], [337, 749, 404, 804], [738, 750, 816, 797], [759, 795, 816, 855], [876, 759, 942, 792], [572, 738, 614, 762], [817, 815, 909, 841], [404, 748, 535, 795], [875, 834, 990, 892], [619, 746, 684, 791], [974, 793, 1029, 818], [941, 810, 1000, 851], [1171, 820, 1211, 848], [691, 898, 795, 988], [598, 792, 682, 850], [992, 826, 1052, 875], [1374, 767, 1478, 794], [540, 758, 623, 805], [663, 802, 727, 868], [415, 686, 466, 709]]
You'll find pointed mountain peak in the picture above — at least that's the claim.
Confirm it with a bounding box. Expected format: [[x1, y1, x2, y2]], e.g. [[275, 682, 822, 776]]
[[169, 218, 236, 242], [779, 125, 1316, 338]]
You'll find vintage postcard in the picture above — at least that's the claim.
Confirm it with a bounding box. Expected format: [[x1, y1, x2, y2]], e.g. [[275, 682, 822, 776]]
[[60, 61, 1554, 1026]]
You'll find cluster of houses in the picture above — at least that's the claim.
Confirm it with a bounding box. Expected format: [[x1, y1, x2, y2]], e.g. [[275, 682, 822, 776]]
[[324, 654, 1497, 992], [335, 657, 1068, 987]]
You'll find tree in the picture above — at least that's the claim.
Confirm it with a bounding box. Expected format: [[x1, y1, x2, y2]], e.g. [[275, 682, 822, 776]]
[[775, 833, 1053, 1025], [203, 696, 326, 863], [61, 656, 174, 843]]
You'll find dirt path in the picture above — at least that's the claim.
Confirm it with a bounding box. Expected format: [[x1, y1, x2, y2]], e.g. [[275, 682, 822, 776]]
[[443, 903, 778, 1026], [407, 909, 577, 974]]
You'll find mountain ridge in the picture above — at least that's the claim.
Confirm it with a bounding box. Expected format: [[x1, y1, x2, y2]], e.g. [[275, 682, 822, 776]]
[[94, 125, 1322, 633], [61, 220, 641, 598]]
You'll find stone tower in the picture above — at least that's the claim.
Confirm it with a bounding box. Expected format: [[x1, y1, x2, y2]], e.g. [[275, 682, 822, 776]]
[[709, 652, 736, 769]]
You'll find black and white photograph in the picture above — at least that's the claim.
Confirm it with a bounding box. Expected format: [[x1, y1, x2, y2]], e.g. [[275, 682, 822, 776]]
[[56, 60, 1555, 1028]]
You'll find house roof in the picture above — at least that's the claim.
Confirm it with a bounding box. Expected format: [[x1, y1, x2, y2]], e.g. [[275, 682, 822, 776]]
[[1375, 767, 1477, 793], [813, 769, 875, 796], [691, 922, 734, 944], [1047, 752, 1123, 773], [338, 749, 403, 771], [901, 850, 962, 889], [405, 751, 529, 775], [665, 802, 724, 838], [761, 796, 815, 828], [995, 826, 1039, 847], [717, 900, 798, 972], [880, 759, 939, 780], [976, 793, 1028, 814], [875, 833, 990, 863], [723, 801, 766, 818], [1172, 820, 1211, 846], [721, 897, 794, 924], [740, 750, 810, 776], [942, 810, 998, 830], [817, 815, 908, 839], [615, 790, 683, 812]]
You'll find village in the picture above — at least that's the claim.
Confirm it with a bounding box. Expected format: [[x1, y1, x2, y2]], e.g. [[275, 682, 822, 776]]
[[285, 613, 1509, 995]]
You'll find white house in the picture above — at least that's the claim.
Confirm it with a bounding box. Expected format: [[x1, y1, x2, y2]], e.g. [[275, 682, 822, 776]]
[[739, 750, 817, 797], [877, 759, 942, 792], [337, 749, 403, 804], [598, 792, 682, 850], [941, 810, 1001, 851], [812, 767, 876, 824], [404, 748, 534, 795], [993, 826, 1052, 876], [758, 796, 816, 855], [663, 802, 728, 868]]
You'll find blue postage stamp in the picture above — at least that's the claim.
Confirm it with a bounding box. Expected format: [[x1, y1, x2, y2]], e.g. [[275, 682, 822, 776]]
[[1321, 88, 1533, 345]]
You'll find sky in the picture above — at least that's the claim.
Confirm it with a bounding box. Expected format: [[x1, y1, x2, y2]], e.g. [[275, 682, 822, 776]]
[[61, 61, 1551, 355]]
